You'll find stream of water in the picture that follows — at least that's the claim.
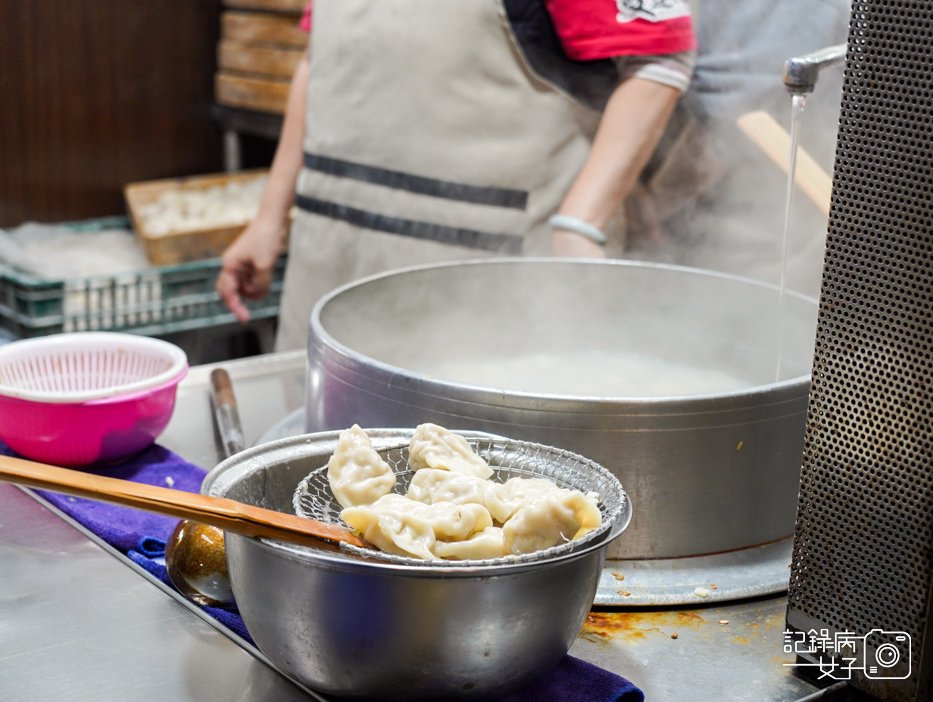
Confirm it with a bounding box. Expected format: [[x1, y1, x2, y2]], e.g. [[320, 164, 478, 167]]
[[775, 93, 808, 382]]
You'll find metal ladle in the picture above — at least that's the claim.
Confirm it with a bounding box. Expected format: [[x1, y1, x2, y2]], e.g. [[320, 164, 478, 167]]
[[164, 368, 253, 607]]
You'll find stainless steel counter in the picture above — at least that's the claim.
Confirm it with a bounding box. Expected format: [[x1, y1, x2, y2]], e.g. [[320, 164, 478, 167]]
[[0, 351, 824, 701]]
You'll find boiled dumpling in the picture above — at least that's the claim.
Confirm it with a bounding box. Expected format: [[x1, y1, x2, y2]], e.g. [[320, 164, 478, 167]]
[[433, 526, 507, 560], [491, 476, 573, 523], [341, 494, 493, 560], [407, 468, 515, 523], [406, 470, 571, 525], [406, 469, 603, 539], [410, 498, 493, 542], [502, 476, 567, 501], [502, 490, 601, 555], [327, 424, 396, 509], [324, 422, 604, 561], [341, 495, 436, 559], [408, 423, 493, 479]]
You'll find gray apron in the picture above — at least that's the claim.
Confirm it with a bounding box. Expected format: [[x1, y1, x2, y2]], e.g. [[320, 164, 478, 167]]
[[275, 0, 606, 350]]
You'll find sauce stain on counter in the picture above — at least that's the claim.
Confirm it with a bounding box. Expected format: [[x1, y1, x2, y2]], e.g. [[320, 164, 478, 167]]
[[582, 610, 706, 644]]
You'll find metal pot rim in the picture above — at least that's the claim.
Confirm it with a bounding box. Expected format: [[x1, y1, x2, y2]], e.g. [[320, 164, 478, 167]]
[[309, 257, 815, 409]]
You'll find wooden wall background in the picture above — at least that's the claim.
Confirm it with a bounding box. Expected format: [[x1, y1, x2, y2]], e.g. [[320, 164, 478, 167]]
[[0, 1, 224, 228]]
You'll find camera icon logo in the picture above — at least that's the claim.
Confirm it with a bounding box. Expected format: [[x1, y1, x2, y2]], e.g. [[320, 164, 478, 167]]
[[863, 630, 911, 680]]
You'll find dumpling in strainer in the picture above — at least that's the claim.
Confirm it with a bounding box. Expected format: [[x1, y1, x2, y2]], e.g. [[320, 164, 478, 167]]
[[407, 468, 515, 523], [327, 424, 396, 509], [408, 423, 493, 479], [503, 489, 601, 555], [341, 494, 493, 560]]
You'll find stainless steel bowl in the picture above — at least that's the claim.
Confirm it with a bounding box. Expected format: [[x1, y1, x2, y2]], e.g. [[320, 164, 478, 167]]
[[305, 259, 819, 559], [202, 430, 629, 701]]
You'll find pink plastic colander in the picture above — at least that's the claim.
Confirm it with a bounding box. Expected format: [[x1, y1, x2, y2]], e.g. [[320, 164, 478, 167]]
[[0, 332, 188, 467]]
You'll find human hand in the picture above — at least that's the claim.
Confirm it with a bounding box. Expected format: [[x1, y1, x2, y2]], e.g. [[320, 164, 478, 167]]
[[215, 217, 287, 322], [550, 229, 607, 259]]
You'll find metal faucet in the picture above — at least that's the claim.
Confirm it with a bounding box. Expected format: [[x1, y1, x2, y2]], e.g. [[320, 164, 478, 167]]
[[783, 44, 847, 94]]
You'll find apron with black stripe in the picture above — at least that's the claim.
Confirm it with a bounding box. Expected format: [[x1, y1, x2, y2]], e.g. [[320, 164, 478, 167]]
[[276, 0, 602, 350]]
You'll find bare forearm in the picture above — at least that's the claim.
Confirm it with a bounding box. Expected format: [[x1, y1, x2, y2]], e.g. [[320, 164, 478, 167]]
[[256, 51, 310, 227], [558, 77, 680, 229]]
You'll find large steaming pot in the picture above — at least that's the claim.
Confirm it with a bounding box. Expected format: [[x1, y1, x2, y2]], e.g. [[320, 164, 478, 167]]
[[306, 259, 818, 559]]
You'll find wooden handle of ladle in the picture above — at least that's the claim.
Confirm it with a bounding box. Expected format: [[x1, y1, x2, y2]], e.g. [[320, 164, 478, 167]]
[[0, 454, 367, 550], [210, 367, 246, 458]]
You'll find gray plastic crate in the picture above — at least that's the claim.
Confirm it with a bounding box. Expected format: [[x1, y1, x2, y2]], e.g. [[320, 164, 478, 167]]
[[0, 218, 286, 339]]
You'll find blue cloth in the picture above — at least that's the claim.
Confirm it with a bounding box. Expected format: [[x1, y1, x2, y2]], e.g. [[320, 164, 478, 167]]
[[3, 442, 643, 702]]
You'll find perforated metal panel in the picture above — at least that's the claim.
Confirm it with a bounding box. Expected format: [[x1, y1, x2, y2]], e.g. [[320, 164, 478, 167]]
[[786, 2, 933, 700]]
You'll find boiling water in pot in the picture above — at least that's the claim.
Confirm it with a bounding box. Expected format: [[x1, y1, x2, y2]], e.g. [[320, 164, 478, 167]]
[[421, 350, 752, 397]]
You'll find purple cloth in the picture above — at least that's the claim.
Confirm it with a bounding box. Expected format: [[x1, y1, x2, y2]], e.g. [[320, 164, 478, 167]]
[[0, 442, 254, 645], [505, 655, 644, 702], [4, 442, 642, 702], [32, 444, 206, 552]]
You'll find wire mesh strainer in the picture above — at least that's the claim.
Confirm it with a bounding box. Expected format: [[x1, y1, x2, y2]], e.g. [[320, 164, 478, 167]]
[[293, 435, 630, 566]]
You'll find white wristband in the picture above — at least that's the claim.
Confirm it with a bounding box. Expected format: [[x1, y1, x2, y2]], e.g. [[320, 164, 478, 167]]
[[547, 214, 608, 245]]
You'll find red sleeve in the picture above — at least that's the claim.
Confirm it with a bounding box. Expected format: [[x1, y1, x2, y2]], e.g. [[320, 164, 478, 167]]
[[545, 0, 696, 60], [298, 0, 312, 33]]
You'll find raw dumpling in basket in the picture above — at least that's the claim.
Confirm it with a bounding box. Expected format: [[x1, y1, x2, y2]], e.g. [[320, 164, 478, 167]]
[[326, 424, 396, 509]]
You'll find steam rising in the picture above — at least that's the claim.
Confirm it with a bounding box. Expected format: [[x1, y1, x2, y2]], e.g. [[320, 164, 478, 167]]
[[623, 0, 851, 299], [317, 259, 819, 397]]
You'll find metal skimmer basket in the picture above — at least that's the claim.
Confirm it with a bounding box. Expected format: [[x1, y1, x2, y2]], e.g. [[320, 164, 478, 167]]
[[293, 436, 631, 566]]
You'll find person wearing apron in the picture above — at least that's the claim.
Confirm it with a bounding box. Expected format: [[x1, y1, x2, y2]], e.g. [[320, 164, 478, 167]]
[[216, 0, 695, 351]]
